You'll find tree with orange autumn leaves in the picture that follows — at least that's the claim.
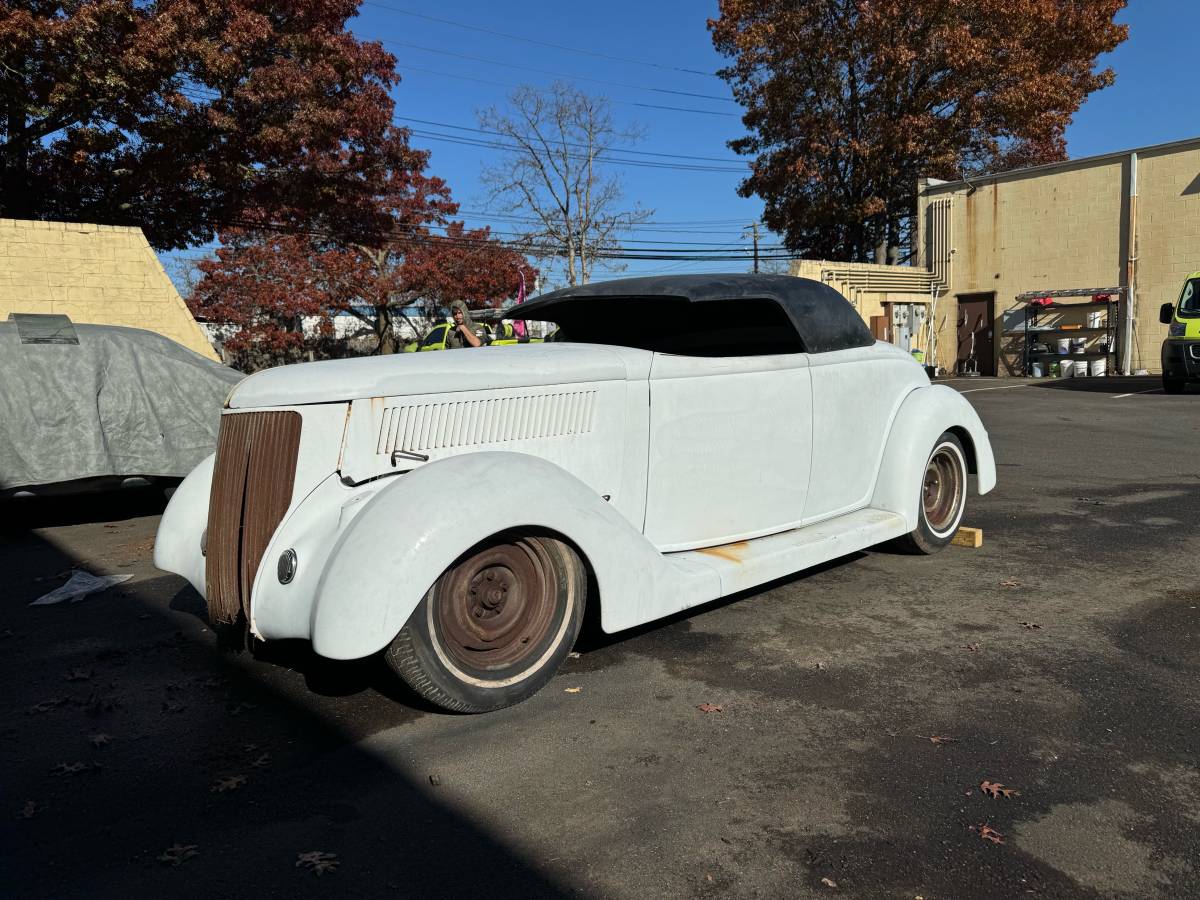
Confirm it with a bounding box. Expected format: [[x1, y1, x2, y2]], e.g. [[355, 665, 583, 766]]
[[709, 0, 1128, 261]]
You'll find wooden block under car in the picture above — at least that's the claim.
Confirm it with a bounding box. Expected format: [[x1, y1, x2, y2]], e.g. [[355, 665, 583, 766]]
[[951, 526, 983, 548]]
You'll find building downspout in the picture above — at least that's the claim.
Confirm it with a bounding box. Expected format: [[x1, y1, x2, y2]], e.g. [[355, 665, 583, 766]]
[[1124, 152, 1138, 375]]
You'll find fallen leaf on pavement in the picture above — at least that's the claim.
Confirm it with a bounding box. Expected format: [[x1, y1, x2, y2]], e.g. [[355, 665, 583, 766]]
[[962, 643, 980, 652], [63, 669, 93, 682], [211, 774, 247, 793], [980, 780, 1021, 799], [929, 735, 959, 746], [697, 703, 723, 713], [51, 761, 96, 776], [999, 579, 1021, 588], [251, 753, 272, 769], [158, 844, 199, 866], [820, 876, 838, 888], [564, 687, 582, 694], [17, 800, 37, 820], [1019, 622, 1042, 630], [89, 733, 112, 748], [296, 850, 339, 876], [970, 823, 1005, 844], [568, 651, 581, 659], [428, 774, 441, 786], [28, 697, 70, 714]]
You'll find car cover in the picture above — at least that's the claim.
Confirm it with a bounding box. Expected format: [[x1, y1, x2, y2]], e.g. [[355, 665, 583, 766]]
[[0, 320, 242, 492]]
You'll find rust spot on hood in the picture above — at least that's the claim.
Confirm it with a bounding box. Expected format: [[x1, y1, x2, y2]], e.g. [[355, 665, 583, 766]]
[[697, 540, 748, 563]]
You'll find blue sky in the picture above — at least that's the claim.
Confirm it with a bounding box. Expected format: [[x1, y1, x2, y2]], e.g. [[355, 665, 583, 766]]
[[169, 1, 1199, 290]]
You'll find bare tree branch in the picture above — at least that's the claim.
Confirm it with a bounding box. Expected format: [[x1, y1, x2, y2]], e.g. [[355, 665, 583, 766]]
[[478, 82, 652, 287]]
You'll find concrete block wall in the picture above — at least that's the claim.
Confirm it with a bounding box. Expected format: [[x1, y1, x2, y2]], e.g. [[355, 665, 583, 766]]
[[0, 218, 219, 361], [1130, 146, 1200, 372], [919, 138, 1200, 376]]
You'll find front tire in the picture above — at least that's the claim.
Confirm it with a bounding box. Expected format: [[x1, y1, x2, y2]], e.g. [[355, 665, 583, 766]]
[[896, 432, 968, 555], [385, 533, 586, 713]]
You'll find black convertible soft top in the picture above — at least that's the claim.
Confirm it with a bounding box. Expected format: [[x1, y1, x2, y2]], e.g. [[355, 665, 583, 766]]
[[506, 274, 874, 355]]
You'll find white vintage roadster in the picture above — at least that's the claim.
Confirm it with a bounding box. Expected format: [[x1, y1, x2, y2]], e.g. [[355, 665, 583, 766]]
[[155, 275, 995, 712]]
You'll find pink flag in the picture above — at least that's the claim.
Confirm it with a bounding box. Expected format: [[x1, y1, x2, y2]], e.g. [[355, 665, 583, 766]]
[[513, 270, 527, 338]]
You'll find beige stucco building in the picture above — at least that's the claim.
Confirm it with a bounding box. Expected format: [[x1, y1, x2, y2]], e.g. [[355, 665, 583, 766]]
[[795, 136, 1200, 376], [0, 217, 218, 361]]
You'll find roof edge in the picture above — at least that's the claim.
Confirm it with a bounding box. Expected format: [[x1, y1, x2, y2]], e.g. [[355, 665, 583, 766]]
[[922, 134, 1200, 193]]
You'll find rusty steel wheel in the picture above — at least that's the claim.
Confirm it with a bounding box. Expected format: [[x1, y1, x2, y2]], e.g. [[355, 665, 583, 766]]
[[897, 432, 968, 555], [433, 540, 560, 674], [385, 534, 586, 713]]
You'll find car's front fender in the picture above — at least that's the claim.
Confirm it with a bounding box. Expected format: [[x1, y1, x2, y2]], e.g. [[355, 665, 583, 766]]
[[153, 453, 215, 597], [870, 385, 996, 531], [308, 451, 673, 660]]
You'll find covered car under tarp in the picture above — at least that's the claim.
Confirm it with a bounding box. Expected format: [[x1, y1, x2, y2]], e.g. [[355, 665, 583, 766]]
[[0, 317, 242, 494]]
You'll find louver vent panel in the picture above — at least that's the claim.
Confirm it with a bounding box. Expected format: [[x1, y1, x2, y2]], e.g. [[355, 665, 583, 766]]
[[376, 391, 596, 455]]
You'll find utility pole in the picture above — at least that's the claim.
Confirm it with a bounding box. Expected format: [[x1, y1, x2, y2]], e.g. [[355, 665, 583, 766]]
[[747, 221, 761, 273]]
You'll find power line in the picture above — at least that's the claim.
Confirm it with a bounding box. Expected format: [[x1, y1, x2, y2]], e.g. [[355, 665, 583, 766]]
[[196, 215, 795, 262], [395, 116, 741, 164], [361, 1, 720, 78], [394, 64, 737, 117], [406, 126, 742, 172], [381, 39, 736, 103]]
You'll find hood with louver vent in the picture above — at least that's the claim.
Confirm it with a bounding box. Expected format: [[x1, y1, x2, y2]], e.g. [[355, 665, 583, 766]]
[[227, 343, 638, 409]]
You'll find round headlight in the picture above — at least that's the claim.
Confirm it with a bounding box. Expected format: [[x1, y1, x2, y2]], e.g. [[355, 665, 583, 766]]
[[277, 548, 298, 584]]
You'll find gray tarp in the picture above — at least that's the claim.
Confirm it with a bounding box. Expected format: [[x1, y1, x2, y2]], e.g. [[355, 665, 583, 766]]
[[0, 322, 242, 491]]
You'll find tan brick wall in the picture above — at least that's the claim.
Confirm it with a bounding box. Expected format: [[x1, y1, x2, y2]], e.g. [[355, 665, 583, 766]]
[[0, 218, 218, 361], [1128, 146, 1200, 372], [920, 140, 1200, 375], [923, 158, 1126, 374]]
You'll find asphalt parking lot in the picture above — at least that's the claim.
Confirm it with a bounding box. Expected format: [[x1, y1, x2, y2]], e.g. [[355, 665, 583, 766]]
[[2, 375, 1198, 899]]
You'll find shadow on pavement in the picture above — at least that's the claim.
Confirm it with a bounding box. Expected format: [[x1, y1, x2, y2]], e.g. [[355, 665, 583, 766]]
[[1027, 375, 1162, 394], [0, 492, 575, 899]]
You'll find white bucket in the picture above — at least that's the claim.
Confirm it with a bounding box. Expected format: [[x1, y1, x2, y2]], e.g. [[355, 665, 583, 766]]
[[1060, 359, 1075, 377], [1058, 338, 1071, 355], [1087, 310, 1104, 328], [1071, 337, 1087, 354], [1075, 360, 1088, 377], [1030, 361, 1044, 378], [1090, 358, 1107, 377]]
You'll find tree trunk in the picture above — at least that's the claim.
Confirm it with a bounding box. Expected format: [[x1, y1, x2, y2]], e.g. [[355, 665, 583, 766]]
[[2, 105, 31, 220], [376, 305, 397, 354]]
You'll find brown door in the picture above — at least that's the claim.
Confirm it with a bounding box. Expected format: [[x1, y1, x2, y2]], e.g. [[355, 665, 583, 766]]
[[956, 293, 995, 376]]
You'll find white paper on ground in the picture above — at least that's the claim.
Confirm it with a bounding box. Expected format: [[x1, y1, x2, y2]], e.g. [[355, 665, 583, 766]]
[[30, 571, 135, 606]]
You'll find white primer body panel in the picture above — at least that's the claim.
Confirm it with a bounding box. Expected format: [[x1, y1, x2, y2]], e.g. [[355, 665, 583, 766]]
[[154, 342, 997, 661], [645, 352, 813, 550], [804, 342, 929, 522]]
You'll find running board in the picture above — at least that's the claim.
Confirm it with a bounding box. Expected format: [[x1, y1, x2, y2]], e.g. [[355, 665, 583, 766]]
[[603, 508, 909, 633], [669, 508, 909, 598]]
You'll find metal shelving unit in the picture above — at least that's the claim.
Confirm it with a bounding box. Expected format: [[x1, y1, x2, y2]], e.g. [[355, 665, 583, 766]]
[[1013, 288, 1124, 377]]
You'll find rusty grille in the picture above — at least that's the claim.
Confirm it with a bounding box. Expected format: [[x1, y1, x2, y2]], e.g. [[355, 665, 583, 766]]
[[205, 411, 302, 624]]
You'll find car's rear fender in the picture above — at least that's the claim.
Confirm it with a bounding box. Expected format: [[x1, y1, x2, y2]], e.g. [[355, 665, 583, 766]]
[[308, 451, 680, 660], [870, 385, 996, 531]]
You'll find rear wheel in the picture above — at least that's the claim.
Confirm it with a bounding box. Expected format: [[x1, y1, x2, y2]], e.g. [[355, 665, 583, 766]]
[[385, 533, 585, 713], [1163, 376, 1186, 394], [896, 432, 968, 555]]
